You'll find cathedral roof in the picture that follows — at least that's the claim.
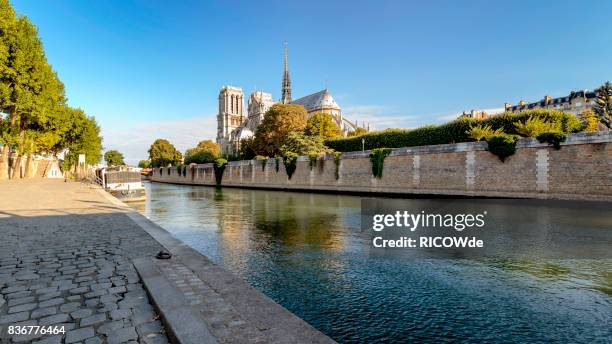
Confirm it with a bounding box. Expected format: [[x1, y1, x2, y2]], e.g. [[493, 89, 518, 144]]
[[292, 89, 340, 112]]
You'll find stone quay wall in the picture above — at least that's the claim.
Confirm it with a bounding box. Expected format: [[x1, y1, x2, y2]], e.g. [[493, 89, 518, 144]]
[[151, 131, 612, 201]]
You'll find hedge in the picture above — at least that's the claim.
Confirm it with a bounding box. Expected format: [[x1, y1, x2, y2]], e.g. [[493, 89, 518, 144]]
[[325, 110, 582, 152]]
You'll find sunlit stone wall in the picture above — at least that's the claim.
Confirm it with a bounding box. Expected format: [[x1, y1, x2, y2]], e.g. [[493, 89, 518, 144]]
[[150, 132, 612, 201]]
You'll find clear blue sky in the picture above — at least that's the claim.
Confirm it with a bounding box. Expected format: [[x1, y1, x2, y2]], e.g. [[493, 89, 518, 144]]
[[12, 0, 612, 164]]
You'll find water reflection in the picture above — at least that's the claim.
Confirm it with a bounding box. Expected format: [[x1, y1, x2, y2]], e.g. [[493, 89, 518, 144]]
[[132, 182, 612, 343]]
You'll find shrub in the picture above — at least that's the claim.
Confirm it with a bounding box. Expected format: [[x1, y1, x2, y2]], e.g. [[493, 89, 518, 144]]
[[333, 152, 342, 180], [536, 131, 566, 150], [255, 155, 267, 171], [514, 117, 561, 137], [213, 158, 227, 186], [369, 148, 392, 178], [283, 152, 299, 179], [326, 110, 582, 152], [467, 124, 504, 141], [580, 110, 599, 132], [486, 134, 520, 162], [308, 154, 318, 170], [275, 156, 280, 173]]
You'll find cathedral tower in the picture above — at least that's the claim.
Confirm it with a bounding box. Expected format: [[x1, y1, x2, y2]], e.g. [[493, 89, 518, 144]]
[[217, 86, 244, 153], [281, 42, 292, 104]]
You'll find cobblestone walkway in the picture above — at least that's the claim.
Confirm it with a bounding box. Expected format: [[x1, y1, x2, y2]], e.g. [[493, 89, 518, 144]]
[[0, 180, 169, 344]]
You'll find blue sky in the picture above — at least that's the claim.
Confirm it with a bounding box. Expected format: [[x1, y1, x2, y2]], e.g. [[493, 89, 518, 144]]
[[12, 0, 612, 164]]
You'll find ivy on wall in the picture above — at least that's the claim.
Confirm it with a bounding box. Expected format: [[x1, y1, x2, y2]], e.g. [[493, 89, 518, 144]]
[[333, 152, 342, 180], [486, 135, 520, 162], [369, 148, 392, 179], [283, 153, 298, 179], [213, 158, 228, 186]]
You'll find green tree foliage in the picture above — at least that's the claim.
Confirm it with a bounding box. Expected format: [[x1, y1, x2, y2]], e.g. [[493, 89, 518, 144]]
[[579, 110, 599, 132], [467, 124, 504, 141], [304, 112, 341, 138], [238, 137, 256, 160], [279, 131, 331, 156], [148, 139, 182, 168], [253, 104, 307, 156], [183, 139, 220, 164], [0, 1, 101, 179], [536, 131, 566, 150], [194, 139, 220, 156], [326, 110, 582, 152], [514, 117, 561, 137], [594, 81, 612, 128], [138, 160, 151, 168], [347, 127, 367, 137], [104, 150, 124, 166], [61, 110, 103, 170], [486, 134, 520, 162], [282, 152, 298, 179]]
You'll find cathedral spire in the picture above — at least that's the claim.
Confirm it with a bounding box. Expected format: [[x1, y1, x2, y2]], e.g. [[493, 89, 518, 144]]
[[281, 42, 292, 104]]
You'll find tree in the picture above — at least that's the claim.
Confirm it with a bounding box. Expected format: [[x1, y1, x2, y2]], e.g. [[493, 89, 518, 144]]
[[104, 150, 124, 167], [194, 140, 220, 156], [579, 109, 599, 132], [138, 160, 151, 168], [238, 137, 256, 160], [61, 109, 103, 171], [148, 139, 182, 167], [304, 112, 341, 138], [280, 131, 331, 156], [183, 139, 219, 165], [253, 104, 307, 156], [594, 81, 612, 128]]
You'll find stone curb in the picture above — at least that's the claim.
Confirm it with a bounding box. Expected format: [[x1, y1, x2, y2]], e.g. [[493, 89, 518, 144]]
[[133, 258, 218, 344]]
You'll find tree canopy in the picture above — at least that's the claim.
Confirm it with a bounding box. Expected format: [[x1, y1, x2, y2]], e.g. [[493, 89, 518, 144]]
[[104, 150, 125, 167], [253, 104, 307, 156], [304, 112, 341, 139], [148, 139, 182, 167], [183, 139, 220, 165], [0, 0, 102, 179], [280, 131, 331, 156], [595, 81, 612, 128]]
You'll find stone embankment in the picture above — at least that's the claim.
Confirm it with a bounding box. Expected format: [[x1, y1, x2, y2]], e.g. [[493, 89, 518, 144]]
[[152, 131, 612, 201]]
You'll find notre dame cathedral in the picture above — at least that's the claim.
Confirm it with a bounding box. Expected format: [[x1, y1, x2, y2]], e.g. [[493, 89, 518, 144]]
[[216, 44, 360, 155]]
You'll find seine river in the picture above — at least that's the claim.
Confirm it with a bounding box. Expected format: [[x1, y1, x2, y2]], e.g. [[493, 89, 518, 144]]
[[131, 182, 611, 343]]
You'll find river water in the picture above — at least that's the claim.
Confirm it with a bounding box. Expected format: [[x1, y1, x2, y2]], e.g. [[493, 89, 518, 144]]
[[131, 182, 611, 343]]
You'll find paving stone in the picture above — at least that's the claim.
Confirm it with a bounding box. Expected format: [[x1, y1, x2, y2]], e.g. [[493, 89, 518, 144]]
[[67, 295, 81, 302], [5, 290, 32, 299], [70, 308, 93, 319], [85, 298, 99, 307], [136, 320, 163, 336], [0, 311, 30, 324], [39, 297, 64, 308], [80, 312, 107, 327], [7, 295, 36, 307], [84, 336, 103, 344], [39, 313, 70, 325], [108, 286, 127, 294], [60, 302, 81, 313], [8, 302, 38, 313], [110, 307, 132, 320], [2, 285, 28, 294], [107, 326, 138, 344], [65, 327, 95, 343], [38, 291, 62, 301], [97, 319, 124, 335], [31, 306, 57, 319]]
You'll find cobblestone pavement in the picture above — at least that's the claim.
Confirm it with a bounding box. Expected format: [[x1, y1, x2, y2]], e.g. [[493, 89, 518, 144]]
[[0, 180, 169, 344]]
